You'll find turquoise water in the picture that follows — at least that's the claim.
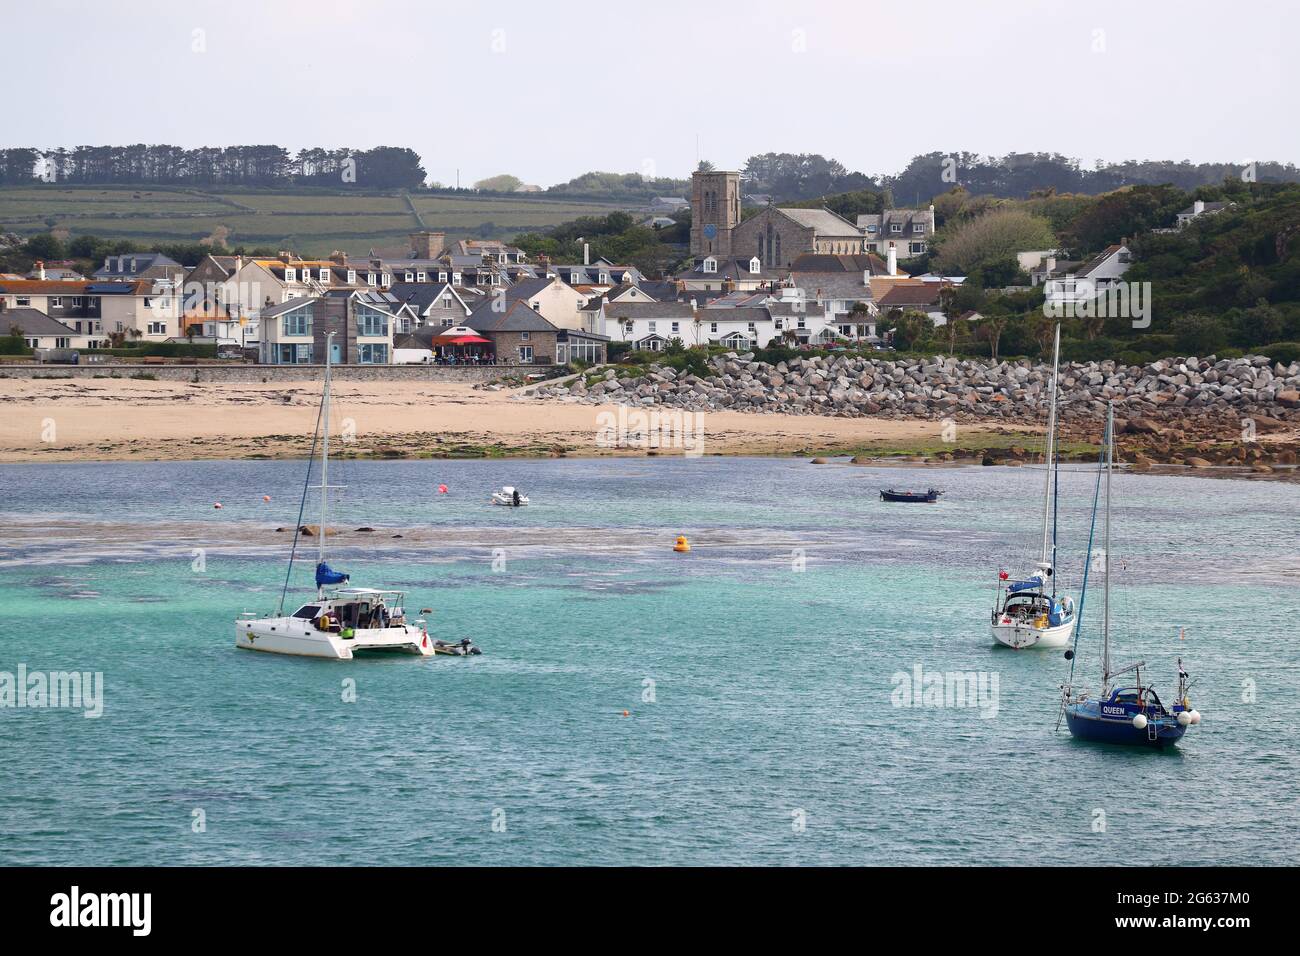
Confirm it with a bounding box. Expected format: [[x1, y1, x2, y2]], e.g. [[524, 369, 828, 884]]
[[1, 456, 1297, 865]]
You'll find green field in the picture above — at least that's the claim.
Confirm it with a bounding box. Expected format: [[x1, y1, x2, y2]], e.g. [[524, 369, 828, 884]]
[[0, 185, 631, 255]]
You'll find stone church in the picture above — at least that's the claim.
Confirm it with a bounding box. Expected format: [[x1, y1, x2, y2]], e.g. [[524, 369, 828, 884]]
[[688, 169, 866, 270]]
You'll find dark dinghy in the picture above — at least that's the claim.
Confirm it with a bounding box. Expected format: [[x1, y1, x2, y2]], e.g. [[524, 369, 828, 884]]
[[880, 488, 943, 503]]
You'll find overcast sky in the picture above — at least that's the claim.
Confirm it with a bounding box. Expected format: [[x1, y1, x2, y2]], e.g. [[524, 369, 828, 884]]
[[7, 0, 1294, 186]]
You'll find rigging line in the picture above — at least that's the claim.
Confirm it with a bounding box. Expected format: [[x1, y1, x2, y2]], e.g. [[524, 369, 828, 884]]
[[276, 393, 326, 617], [1066, 422, 1108, 688]]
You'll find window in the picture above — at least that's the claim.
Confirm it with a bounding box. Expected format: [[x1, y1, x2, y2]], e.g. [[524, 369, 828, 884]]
[[285, 268, 297, 281], [147, 322, 165, 335], [702, 257, 717, 274], [405, 272, 414, 282], [517, 345, 533, 363], [442, 296, 452, 309], [671, 322, 679, 333], [747, 322, 756, 332], [891, 223, 902, 233], [381, 274, 391, 287], [749, 257, 760, 274], [72, 297, 83, 306], [358, 343, 388, 364], [417, 272, 426, 282], [56, 337, 70, 349], [867, 224, 878, 233], [366, 273, 377, 286], [648, 321, 657, 333], [910, 242, 926, 255], [710, 322, 718, 333], [50, 297, 62, 308], [292, 605, 321, 620], [355, 306, 389, 337], [452, 273, 462, 286], [913, 223, 926, 234], [439, 271, 448, 282], [520, 331, 530, 341], [599, 273, 610, 284], [347, 270, 357, 284], [281, 307, 313, 337], [775, 318, 784, 330], [276, 343, 313, 364], [16, 296, 30, 306], [319, 268, 330, 281]]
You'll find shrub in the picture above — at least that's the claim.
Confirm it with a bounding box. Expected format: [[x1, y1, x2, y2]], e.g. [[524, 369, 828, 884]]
[[1261, 341, 1300, 365]]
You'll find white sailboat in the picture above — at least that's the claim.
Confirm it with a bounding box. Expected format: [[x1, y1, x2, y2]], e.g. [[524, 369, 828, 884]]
[[990, 323, 1076, 649], [235, 332, 475, 660]]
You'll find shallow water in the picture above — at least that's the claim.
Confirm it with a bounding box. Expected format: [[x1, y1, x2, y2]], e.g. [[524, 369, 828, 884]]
[[1, 456, 1297, 865]]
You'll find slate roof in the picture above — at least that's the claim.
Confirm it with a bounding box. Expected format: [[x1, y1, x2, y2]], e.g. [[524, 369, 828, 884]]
[[779, 207, 863, 235], [603, 301, 695, 320], [93, 252, 182, 279], [0, 307, 79, 336], [466, 298, 557, 333], [788, 253, 892, 275], [1074, 245, 1126, 278], [259, 297, 317, 319]]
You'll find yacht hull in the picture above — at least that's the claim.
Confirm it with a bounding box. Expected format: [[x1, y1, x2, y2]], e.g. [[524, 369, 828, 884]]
[[1065, 702, 1187, 748], [235, 617, 435, 660], [990, 618, 1074, 649]]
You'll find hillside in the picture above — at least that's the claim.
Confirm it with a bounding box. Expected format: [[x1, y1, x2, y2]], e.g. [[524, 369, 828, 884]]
[[0, 184, 632, 256]]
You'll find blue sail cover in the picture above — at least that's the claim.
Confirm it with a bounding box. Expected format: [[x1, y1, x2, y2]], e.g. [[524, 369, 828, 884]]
[[1007, 575, 1044, 593], [315, 562, 349, 587]]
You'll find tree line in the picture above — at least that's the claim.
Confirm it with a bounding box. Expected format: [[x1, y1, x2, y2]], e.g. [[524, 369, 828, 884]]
[[0, 146, 426, 189]]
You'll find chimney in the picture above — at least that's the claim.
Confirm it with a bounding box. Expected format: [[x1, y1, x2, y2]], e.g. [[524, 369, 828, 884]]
[[887, 243, 898, 276], [36, 260, 46, 280], [330, 250, 348, 266], [1193, 200, 1205, 215], [103, 256, 111, 271], [278, 251, 292, 263], [582, 242, 590, 266], [409, 231, 445, 259]]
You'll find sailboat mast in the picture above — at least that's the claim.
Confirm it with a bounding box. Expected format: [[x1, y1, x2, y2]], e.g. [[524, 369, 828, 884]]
[[318, 331, 333, 579], [1039, 324, 1061, 567], [1102, 401, 1112, 684]]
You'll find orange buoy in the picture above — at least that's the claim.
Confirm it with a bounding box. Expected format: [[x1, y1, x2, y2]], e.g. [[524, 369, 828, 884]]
[[262, 495, 271, 503], [438, 484, 448, 494], [673, 535, 690, 553], [622, 710, 630, 717], [213, 502, 223, 509]]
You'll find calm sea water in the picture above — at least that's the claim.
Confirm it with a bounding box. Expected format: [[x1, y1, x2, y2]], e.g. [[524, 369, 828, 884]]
[[1, 456, 1297, 866]]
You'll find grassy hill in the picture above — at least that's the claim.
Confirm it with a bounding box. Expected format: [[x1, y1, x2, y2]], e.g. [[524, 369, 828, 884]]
[[0, 184, 632, 256]]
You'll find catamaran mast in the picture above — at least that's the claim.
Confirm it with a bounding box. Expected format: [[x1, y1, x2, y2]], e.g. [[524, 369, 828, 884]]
[[1039, 323, 1061, 569], [318, 332, 334, 593], [1102, 401, 1113, 685]]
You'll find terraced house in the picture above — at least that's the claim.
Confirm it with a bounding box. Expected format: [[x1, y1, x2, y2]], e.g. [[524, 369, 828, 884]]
[[258, 289, 407, 364], [0, 278, 178, 344]]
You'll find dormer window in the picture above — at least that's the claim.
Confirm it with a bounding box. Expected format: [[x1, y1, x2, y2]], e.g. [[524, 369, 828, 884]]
[[891, 223, 903, 233], [599, 272, 610, 284], [452, 273, 462, 286], [913, 223, 925, 234], [347, 270, 357, 284], [702, 257, 717, 274], [405, 272, 414, 282], [439, 271, 448, 282], [749, 257, 761, 274], [367, 273, 377, 286], [417, 271, 426, 282], [381, 274, 391, 287], [285, 268, 297, 281], [867, 224, 878, 233]]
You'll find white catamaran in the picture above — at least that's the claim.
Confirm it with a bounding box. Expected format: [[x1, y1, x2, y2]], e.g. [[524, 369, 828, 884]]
[[990, 323, 1076, 649], [235, 332, 474, 660]]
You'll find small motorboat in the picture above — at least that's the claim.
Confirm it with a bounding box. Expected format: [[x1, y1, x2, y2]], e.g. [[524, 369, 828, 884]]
[[431, 637, 482, 657], [491, 486, 529, 507], [880, 488, 942, 503]]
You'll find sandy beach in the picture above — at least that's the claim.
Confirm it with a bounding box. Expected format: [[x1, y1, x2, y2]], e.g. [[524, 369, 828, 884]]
[[0, 377, 1011, 463]]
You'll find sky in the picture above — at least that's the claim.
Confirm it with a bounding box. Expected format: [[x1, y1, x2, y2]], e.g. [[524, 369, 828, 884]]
[[6, 0, 1295, 186]]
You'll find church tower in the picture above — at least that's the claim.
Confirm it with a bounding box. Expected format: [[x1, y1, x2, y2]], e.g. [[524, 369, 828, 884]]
[[690, 170, 740, 258]]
